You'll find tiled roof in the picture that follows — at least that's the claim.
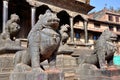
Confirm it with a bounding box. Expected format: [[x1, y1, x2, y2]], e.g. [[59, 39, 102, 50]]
[[88, 10, 105, 20], [88, 8, 120, 21]]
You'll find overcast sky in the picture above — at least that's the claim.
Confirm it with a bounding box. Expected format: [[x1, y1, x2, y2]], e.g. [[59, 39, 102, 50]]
[[90, 0, 120, 12]]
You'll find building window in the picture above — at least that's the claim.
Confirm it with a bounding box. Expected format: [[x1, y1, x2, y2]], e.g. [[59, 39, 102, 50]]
[[117, 27, 120, 32], [109, 26, 114, 31], [94, 23, 100, 28], [75, 32, 80, 39], [116, 16, 119, 22], [108, 15, 113, 21], [93, 34, 99, 40]]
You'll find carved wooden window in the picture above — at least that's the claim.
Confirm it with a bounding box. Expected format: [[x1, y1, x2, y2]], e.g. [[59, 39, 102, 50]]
[[116, 16, 119, 22], [117, 27, 120, 32], [109, 26, 114, 31], [108, 15, 113, 21]]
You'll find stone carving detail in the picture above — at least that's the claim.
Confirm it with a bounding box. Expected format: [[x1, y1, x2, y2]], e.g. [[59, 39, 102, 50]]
[[0, 14, 23, 53], [58, 24, 73, 54], [14, 10, 61, 72], [59, 24, 70, 45], [79, 29, 117, 69], [1, 14, 20, 41]]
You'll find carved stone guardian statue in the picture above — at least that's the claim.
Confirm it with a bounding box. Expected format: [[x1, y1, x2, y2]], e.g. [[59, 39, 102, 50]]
[[10, 10, 64, 80], [13, 10, 61, 72], [0, 14, 23, 53]]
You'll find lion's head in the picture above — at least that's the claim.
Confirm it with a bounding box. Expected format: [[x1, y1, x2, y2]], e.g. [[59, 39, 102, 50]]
[[2, 14, 21, 40], [8, 14, 20, 39], [100, 29, 117, 42], [60, 24, 70, 45], [9, 23, 20, 35], [38, 10, 60, 30]]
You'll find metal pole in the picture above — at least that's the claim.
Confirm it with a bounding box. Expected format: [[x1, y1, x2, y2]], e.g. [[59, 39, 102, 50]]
[[2, 0, 8, 33]]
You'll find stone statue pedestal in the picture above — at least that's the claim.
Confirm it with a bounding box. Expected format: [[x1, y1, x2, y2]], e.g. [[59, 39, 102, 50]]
[[76, 65, 120, 80], [0, 40, 24, 72], [0, 40, 24, 53], [0, 54, 14, 72], [10, 70, 64, 80]]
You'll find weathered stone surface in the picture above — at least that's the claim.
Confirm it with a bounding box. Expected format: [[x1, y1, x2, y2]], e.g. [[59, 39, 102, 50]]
[[0, 72, 10, 80], [64, 73, 75, 80], [58, 24, 73, 55], [0, 14, 24, 53], [1, 14, 20, 41], [79, 29, 117, 69], [13, 10, 60, 72], [13, 63, 32, 72], [10, 71, 64, 80], [56, 55, 76, 80], [0, 40, 24, 53], [58, 44, 73, 55], [59, 24, 70, 45], [76, 66, 120, 80], [0, 54, 14, 72], [56, 55, 77, 67]]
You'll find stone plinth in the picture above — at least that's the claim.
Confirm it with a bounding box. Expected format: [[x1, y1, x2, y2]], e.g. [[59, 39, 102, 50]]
[[0, 40, 24, 53], [56, 55, 77, 67], [0, 54, 14, 72], [10, 70, 64, 80], [0, 72, 10, 80], [76, 66, 120, 80]]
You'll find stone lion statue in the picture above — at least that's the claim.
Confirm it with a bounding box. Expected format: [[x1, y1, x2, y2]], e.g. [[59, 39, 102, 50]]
[[57, 24, 73, 54], [14, 10, 60, 72], [79, 29, 117, 69], [0, 14, 23, 53], [59, 24, 70, 45], [1, 14, 20, 40]]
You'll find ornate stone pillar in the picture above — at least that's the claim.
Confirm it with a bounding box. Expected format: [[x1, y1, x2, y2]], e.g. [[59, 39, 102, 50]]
[[31, 7, 36, 28], [83, 21, 88, 43], [70, 17, 74, 43], [2, 0, 8, 33]]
